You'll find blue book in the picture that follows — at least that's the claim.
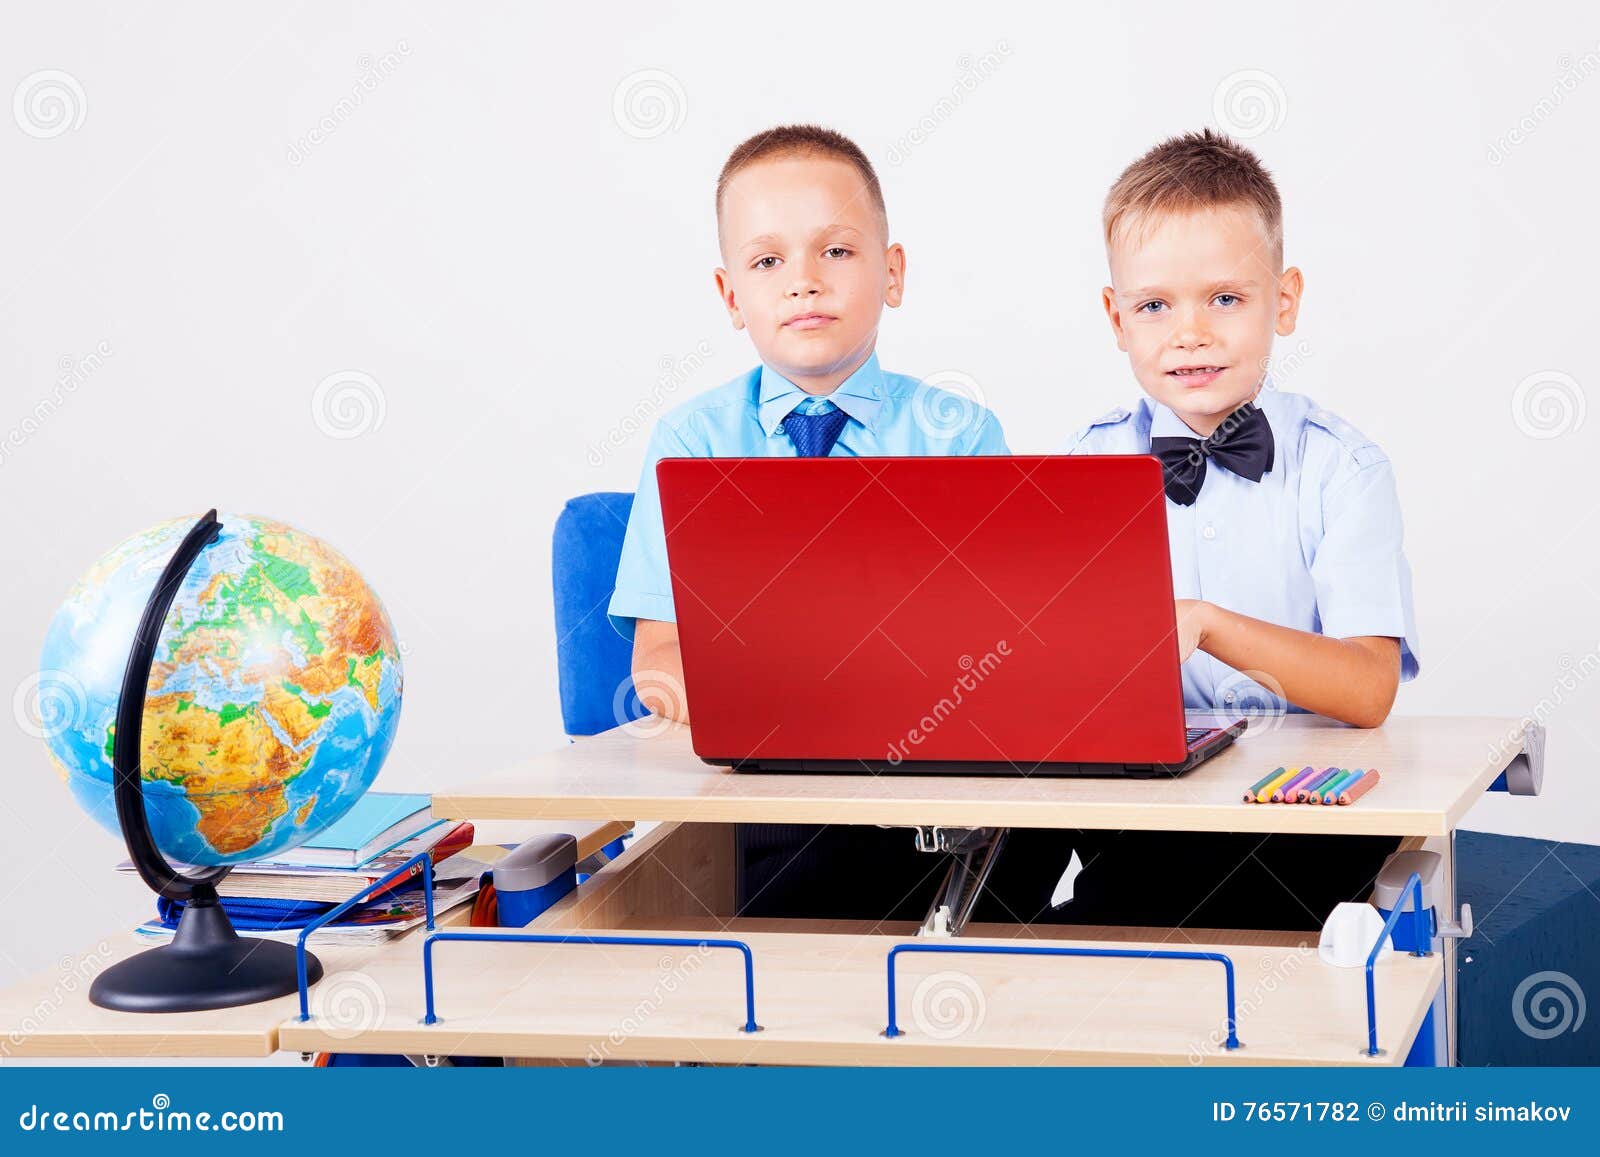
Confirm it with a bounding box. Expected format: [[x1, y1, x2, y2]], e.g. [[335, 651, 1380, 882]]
[[253, 792, 438, 869]]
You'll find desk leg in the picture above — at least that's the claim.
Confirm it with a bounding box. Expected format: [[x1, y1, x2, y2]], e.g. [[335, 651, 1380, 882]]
[[1414, 832, 1465, 1068], [1441, 829, 1457, 1066]]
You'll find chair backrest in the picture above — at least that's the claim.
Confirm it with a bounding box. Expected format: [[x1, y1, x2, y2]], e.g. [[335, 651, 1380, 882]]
[[551, 492, 649, 736]]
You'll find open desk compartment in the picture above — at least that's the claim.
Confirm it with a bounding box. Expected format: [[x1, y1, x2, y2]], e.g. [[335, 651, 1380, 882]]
[[279, 821, 1442, 1066]]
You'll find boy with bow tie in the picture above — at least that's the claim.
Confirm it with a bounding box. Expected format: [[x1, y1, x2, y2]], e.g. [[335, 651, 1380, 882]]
[[982, 131, 1421, 933], [1068, 128, 1419, 726]]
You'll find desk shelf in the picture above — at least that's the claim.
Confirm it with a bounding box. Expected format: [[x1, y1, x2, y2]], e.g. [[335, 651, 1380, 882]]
[[275, 822, 1440, 1066], [0, 918, 466, 1060]]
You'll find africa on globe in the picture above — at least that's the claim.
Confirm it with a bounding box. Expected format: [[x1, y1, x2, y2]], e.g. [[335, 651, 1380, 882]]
[[37, 513, 403, 867]]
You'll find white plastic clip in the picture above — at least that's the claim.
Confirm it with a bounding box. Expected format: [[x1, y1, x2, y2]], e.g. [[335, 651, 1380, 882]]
[[918, 904, 954, 938]]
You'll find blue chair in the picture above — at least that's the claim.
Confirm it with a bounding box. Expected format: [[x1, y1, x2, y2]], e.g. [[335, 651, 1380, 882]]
[[552, 491, 645, 865], [552, 491, 650, 737]]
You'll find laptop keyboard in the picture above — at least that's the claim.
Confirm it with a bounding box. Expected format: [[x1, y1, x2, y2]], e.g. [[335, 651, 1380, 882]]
[[1185, 726, 1220, 750]]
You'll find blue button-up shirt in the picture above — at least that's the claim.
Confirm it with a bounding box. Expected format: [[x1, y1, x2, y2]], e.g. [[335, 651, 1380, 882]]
[[608, 353, 1010, 637], [1061, 386, 1420, 713]]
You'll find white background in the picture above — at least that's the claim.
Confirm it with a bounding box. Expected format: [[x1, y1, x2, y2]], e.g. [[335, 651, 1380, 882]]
[[1, 1, 1597, 987]]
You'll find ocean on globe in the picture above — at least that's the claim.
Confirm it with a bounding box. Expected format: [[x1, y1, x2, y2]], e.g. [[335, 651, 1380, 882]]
[[35, 513, 403, 867]]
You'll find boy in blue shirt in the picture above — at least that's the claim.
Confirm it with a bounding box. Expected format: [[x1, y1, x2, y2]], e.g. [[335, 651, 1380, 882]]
[[610, 125, 1008, 916], [984, 130, 1420, 931], [609, 124, 1008, 692]]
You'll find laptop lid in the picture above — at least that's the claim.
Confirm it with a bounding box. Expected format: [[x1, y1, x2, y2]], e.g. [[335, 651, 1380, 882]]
[[657, 455, 1188, 766]]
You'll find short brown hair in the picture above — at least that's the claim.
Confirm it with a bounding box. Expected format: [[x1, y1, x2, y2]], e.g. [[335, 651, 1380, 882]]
[[1103, 129, 1283, 264], [716, 124, 887, 241]]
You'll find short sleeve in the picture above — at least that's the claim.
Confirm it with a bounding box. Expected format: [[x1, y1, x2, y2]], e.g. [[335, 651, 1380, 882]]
[[964, 409, 1011, 455], [1058, 423, 1099, 455], [1309, 459, 1421, 680], [1058, 408, 1136, 455], [607, 421, 694, 640]]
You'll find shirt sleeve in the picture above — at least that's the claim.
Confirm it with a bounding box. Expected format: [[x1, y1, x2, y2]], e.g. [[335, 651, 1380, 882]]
[[607, 420, 695, 640], [1309, 458, 1421, 680], [964, 409, 1011, 455], [1058, 422, 1098, 455], [1058, 411, 1135, 455]]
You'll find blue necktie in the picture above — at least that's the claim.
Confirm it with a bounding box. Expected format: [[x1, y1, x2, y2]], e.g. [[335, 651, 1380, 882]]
[[739, 401, 850, 902], [783, 406, 850, 457]]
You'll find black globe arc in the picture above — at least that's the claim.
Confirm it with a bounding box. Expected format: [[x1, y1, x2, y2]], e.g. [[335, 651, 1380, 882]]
[[91, 507, 325, 1012], [111, 507, 232, 902]]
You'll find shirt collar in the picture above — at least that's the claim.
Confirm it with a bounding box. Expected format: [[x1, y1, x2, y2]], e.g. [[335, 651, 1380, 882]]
[[757, 352, 884, 437], [1149, 382, 1276, 441]]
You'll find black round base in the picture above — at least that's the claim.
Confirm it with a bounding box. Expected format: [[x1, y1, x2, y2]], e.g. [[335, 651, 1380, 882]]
[[89, 902, 323, 1013]]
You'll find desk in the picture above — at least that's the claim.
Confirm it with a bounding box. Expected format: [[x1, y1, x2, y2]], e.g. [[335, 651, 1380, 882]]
[[1, 719, 1538, 1066], [416, 713, 1528, 1065]]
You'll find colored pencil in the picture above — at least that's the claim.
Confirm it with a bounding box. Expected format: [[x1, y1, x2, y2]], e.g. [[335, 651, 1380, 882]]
[[1331, 769, 1367, 804], [1318, 769, 1359, 804], [1256, 766, 1301, 804], [1294, 768, 1339, 803], [1305, 768, 1344, 806], [1318, 768, 1356, 806], [1339, 769, 1381, 805], [1273, 766, 1320, 803], [1245, 767, 1288, 802]]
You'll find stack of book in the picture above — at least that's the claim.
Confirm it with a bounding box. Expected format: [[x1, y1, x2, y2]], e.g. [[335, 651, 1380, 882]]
[[121, 793, 489, 944]]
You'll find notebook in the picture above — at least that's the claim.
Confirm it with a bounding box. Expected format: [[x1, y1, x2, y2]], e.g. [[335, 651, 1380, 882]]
[[252, 792, 436, 868], [116, 819, 474, 900], [136, 855, 489, 945]]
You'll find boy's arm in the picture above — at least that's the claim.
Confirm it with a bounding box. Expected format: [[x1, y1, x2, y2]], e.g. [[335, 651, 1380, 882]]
[[1174, 437, 1417, 729], [610, 418, 699, 728], [1176, 600, 1401, 728], [631, 617, 690, 724]]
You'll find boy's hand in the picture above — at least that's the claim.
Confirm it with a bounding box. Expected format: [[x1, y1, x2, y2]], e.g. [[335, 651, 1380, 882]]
[[1174, 599, 1212, 663]]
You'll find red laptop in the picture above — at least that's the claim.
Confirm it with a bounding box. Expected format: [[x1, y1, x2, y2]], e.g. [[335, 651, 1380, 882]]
[[656, 455, 1245, 776]]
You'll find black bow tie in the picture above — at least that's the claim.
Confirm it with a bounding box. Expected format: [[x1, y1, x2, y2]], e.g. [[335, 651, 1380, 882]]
[[1149, 402, 1275, 506]]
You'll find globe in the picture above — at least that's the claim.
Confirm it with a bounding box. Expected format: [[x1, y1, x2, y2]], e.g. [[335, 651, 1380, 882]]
[[37, 512, 404, 868]]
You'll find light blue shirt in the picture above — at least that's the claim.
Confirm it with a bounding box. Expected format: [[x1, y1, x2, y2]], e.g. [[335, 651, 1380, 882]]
[[1061, 386, 1420, 713], [608, 353, 1010, 638]]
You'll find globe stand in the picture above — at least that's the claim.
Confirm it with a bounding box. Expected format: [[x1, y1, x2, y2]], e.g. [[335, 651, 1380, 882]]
[[89, 893, 322, 1013], [88, 509, 324, 1013]]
